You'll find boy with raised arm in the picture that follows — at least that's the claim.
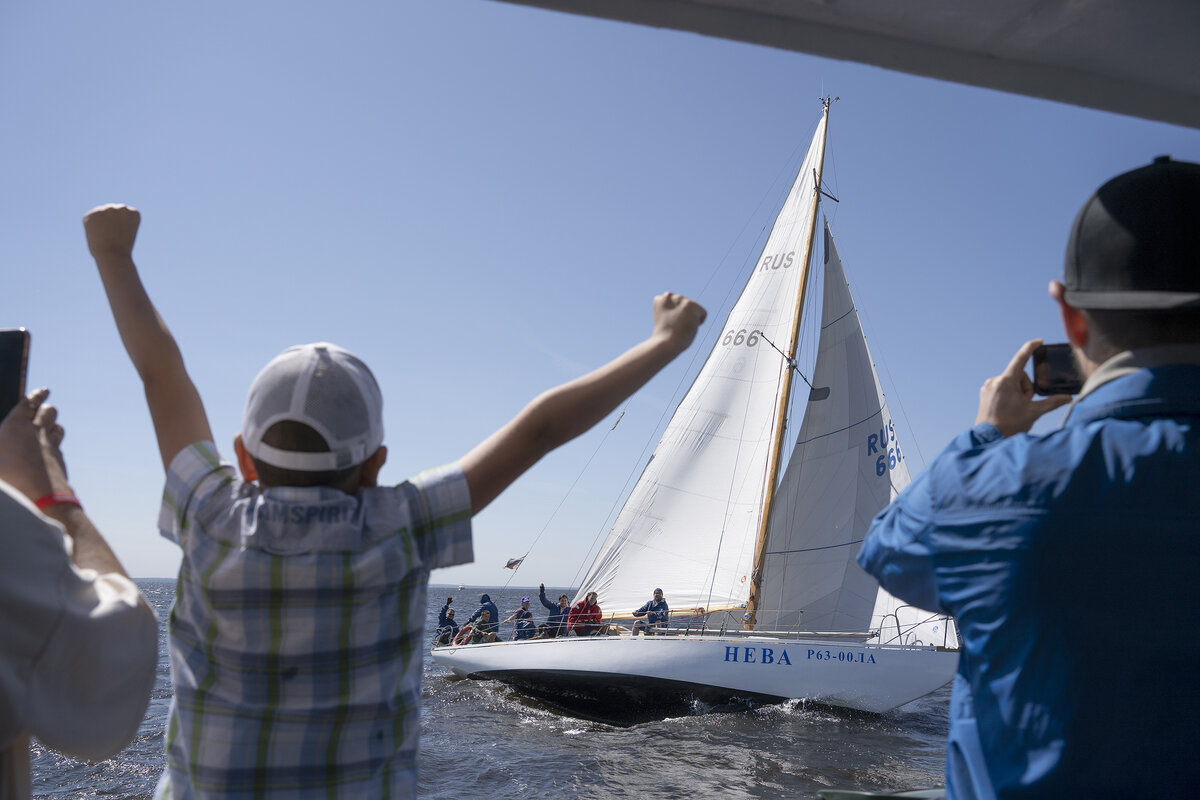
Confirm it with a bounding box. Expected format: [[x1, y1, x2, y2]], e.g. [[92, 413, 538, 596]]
[[83, 203, 705, 799]]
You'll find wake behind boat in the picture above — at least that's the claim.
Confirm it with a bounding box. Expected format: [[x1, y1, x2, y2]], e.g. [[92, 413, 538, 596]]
[[433, 100, 958, 719]]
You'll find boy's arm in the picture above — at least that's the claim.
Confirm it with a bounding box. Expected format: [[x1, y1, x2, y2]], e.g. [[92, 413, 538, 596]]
[[84, 205, 213, 470], [461, 292, 705, 513]]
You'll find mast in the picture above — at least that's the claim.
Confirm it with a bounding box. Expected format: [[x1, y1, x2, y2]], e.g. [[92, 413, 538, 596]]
[[743, 98, 832, 630]]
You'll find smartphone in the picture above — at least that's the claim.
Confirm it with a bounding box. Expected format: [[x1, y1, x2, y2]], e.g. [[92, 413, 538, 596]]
[[0, 329, 30, 420], [1032, 342, 1083, 396], [0, 328, 30, 421]]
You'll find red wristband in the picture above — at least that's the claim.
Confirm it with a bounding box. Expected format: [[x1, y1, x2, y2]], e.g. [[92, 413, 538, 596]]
[[33, 492, 82, 511]]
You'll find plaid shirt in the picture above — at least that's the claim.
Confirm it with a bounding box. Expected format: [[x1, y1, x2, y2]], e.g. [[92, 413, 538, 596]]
[[156, 442, 472, 799]]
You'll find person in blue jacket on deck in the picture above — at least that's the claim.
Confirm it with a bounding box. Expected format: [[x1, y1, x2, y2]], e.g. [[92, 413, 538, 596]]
[[466, 594, 500, 637], [434, 597, 458, 646], [538, 583, 570, 638], [631, 588, 669, 636], [503, 597, 537, 640], [858, 157, 1200, 799]]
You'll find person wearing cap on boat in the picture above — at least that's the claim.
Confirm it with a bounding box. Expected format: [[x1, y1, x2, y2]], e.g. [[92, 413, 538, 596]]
[[631, 588, 669, 636], [503, 596, 537, 640], [82, 203, 706, 799], [467, 593, 500, 638], [567, 590, 605, 636], [538, 583, 571, 638], [858, 157, 1200, 799], [434, 598, 458, 646]]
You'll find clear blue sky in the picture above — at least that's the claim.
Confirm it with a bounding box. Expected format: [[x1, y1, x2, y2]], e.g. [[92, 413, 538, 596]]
[[2, 1, 1197, 582]]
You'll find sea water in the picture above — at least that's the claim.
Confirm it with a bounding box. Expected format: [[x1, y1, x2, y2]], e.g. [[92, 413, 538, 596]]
[[30, 580, 949, 798]]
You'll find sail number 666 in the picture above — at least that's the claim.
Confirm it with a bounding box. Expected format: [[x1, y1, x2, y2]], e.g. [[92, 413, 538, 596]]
[[876, 446, 902, 476], [721, 329, 759, 347]]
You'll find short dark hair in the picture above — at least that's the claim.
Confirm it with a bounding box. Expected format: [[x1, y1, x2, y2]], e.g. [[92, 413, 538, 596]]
[[251, 420, 361, 491], [1083, 308, 1200, 351]]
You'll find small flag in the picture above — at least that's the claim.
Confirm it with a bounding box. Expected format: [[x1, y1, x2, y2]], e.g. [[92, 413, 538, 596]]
[[504, 557, 524, 570]]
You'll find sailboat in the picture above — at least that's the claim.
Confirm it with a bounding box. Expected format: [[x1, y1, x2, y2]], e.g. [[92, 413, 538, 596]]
[[432, 101, 958, 718]]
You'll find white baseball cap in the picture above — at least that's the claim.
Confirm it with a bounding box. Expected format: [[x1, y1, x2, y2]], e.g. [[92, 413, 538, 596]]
[[242, 343, 383, 472]]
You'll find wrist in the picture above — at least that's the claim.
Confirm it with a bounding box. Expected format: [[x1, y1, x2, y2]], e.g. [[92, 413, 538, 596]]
[[38, 497, 86, 529], [651, 328, 692, 357], [34, 491, 82, 511]]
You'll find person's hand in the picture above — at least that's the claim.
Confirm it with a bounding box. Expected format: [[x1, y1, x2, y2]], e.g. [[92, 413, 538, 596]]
[[83, 204, 140, 260], [976, 339, 1072, 437], [0, 388, 69, 503], [446, 596, 453, 605], [652, 292, 707, 352], [539, 583, 545, 593]]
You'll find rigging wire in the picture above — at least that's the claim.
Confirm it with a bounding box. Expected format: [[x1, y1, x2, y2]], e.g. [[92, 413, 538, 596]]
[[496, 400, 630, 593]]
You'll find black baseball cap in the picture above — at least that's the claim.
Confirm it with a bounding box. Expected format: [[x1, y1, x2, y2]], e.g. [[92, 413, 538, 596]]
[[1063, 156, 1200, 309]]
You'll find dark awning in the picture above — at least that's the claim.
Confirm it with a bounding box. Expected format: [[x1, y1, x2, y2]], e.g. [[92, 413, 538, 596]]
[[489, 0, 1200, 130]]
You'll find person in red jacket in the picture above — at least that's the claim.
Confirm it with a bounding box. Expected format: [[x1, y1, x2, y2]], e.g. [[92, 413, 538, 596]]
[[567, 591, 605, 636]]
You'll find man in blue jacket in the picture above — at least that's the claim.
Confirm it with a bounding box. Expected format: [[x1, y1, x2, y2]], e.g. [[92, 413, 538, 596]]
[[434, 597, 458, 646], [538, 583, 570, 638], [631, 588, 669, 636], [858, 157, 1200, 798]]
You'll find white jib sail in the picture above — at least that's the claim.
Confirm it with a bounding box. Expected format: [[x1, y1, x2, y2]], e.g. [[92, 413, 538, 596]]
[[576, 117, 828, 618], [757, 223, 955, 648]]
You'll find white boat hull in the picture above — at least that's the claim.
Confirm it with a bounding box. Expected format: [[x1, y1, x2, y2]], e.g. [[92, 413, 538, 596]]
[[432, 634, 957, 716]]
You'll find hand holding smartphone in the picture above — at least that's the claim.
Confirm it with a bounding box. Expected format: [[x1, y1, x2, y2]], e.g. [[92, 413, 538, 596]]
[[0, 328, 30, 421], [1031, 343, 1084, 396]]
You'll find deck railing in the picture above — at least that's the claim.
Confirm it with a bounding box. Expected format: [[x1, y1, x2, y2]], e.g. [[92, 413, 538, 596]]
[[437, 606, 957, 650]]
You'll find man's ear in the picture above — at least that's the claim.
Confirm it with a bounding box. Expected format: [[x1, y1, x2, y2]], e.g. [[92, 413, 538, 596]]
[[1050, 280, 1089, 348], [359, 445, 388, 488], [233, 434, 258, 483]]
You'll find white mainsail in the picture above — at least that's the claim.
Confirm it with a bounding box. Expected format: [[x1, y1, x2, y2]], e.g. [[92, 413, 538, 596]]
[[577, 116, 828, 616]]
